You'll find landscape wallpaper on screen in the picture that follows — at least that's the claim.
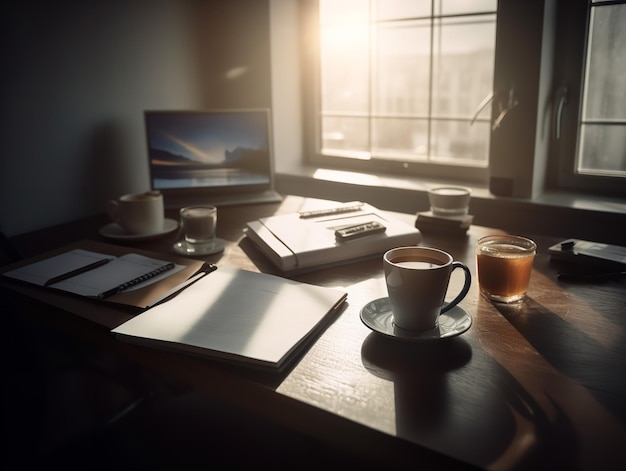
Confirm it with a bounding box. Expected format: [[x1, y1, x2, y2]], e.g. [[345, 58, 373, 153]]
[[147, 111, 271, 190]]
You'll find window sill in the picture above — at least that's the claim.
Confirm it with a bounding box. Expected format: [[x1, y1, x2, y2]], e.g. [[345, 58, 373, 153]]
[[275, 164, 626, 246]]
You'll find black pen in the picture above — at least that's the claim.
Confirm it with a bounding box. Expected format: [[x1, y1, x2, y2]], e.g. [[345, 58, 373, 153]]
[[44, 258, 112, 287], [146, 263, 218, 308], [187, 262, 217, 279]]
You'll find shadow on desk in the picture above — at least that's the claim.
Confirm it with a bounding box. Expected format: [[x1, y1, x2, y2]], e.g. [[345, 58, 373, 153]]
[[494, 297, 626, 424], [360, 332, 579, 470]]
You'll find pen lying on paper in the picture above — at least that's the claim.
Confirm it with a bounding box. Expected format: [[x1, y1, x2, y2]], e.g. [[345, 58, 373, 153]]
[[44, 258, 112, 286], [298, 202, 364, 219]]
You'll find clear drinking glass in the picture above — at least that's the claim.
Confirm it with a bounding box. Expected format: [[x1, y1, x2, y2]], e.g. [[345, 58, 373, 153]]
[[179, 205, 217, 254]]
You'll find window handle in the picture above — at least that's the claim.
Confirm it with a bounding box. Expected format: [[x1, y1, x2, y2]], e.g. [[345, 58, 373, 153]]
[[492, 86, 518, 130], [554, 85, 568, 140], [470, 91, 495, 125], [471, 87, 518, 130]]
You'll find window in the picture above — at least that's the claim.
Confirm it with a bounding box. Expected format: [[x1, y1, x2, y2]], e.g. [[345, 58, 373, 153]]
[[551, 0, 626, 196], [303, 0, 625, 197], [309, 0, 497, 182]]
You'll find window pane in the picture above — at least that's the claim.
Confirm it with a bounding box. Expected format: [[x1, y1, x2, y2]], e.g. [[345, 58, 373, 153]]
[[320, 1, 369, 113], [577, 3, 626, 178], [375, 0, 498, 20], [583, 4, 626, 121], [318, 0, 496, 173], [374, 21, 431, 116], [438, 0, 497, 16], [376, 0, 431, 20], [322, 116, 369, 154], [432, 15, 496, 119], [432, 120, 491, 162], [372, 118, 428, 158], [578, 124, 626, 175]]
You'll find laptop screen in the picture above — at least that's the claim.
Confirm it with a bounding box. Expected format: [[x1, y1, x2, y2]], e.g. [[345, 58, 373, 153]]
[[144, 109, 278, 206]]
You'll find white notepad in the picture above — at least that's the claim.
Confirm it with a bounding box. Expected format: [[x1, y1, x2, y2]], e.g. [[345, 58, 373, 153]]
[[112, 266, 347, 371]]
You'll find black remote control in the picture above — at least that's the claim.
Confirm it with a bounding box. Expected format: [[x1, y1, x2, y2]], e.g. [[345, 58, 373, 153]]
[[335, 221, 386, 241]]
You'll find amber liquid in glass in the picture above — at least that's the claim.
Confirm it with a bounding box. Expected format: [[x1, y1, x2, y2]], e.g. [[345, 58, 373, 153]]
[[477, 244, 534, 302]]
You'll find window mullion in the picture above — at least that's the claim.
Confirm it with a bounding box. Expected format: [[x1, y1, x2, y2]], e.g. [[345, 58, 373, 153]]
[[368, 0, 373, 157], [427, 0, 435, 161]]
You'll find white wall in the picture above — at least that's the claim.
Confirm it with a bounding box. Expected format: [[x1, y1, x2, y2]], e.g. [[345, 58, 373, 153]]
[[0, 0, 271, 237], [269, 0, 303, 174]]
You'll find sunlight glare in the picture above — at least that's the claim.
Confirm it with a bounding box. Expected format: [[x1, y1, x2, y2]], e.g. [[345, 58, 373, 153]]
[[320, 0, 368, 52]]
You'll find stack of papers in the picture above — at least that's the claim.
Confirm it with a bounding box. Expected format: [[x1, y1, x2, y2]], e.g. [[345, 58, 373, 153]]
[[245, 201, 421, 273]]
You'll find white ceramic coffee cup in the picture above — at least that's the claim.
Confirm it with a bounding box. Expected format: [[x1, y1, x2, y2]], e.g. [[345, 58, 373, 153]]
[[106, 191, 164, 235], [384, 246, 471, 331], [428, 187, 471, 216]]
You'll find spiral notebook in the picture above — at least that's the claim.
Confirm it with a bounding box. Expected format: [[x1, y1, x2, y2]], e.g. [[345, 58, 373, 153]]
[[2, 249, 186, 300]]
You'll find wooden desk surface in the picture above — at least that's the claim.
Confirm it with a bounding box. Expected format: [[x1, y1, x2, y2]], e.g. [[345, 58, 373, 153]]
[[5, 196, 626, 469]]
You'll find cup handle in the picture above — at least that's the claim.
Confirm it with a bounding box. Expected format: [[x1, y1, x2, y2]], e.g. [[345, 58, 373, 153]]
[[440, 261, 472, 314], [106, 200, 120, 223]]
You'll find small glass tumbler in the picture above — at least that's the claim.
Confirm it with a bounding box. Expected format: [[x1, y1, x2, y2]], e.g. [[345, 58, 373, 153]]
[[180, 205, 217, 254], [476, 235, 536, 303], [428, 187, 471, 216]]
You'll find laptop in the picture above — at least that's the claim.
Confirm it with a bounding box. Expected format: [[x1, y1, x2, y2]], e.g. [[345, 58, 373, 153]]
[[144, 109, 282, 209]]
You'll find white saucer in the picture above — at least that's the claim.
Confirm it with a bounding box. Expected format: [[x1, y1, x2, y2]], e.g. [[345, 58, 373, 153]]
[[360, 297, 472, 341], [99, 218, 179, 241], [172, 238, 226, 256]]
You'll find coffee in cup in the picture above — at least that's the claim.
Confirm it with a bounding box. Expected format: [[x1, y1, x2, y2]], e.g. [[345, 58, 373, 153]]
[[106, 191, 164, 235], [384, 246, 471, 331], [476, 235, 536, 303]]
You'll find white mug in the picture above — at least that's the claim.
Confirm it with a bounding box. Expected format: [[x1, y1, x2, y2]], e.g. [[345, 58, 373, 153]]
[[106, 191, 164, 235], [384, 246, 471, 331]]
